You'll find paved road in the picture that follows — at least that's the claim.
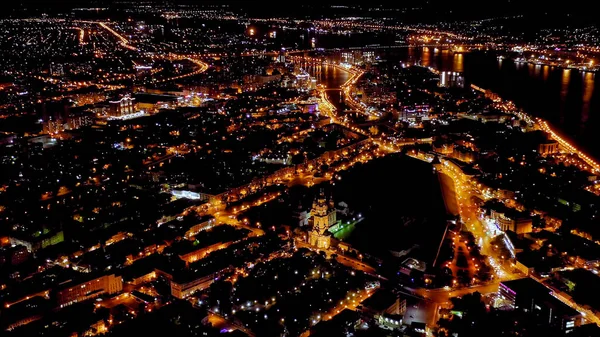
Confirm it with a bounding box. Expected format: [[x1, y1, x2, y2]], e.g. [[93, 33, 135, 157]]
[[335, 255, 376, 274], [415, 282, 502, 303], [213, 210, 265, 236], [294, 240, 376, 274], [438, 161, 520, 280], [446, 233, 478, 285]]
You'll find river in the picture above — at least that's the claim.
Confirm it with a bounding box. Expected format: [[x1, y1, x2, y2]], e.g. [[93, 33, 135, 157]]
[[397, 47, 600, 158], [303, 45, 600, 158], [465, 52, 599, 157], [299, 62, 349, 111]]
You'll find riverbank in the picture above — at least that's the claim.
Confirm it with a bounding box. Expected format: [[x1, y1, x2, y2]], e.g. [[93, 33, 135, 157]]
[[470, 83, 600, 174], [497, 53, 600, 73]]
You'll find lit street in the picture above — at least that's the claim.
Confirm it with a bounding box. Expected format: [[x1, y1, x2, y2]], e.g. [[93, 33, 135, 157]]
[[3, 5, 600, 337]]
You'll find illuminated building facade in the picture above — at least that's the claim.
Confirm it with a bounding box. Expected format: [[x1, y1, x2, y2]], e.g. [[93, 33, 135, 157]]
[[108, 95, 135, 117], [43, 118, 66, 135], [308, 191, 336, 250], [360, 288, 406, 329], [130, 271, 157, 286], [294, 72, 312, 90], [433, 142, 454, 155], [184, 216, 217, 239], [56, 274, 123, 307], [538, 141, 559, 155], [67, 113, 94, 130], [10, 230, 64, 253], [170, 273, 215, 299], [42, 112, 93, 135], [341, 52, 354, 64], [439, 71, 465, 88], [341, 51, 374, 65], [50, 62, 64, 77], [489, 208, 533, 234], [498, 278, 581, 333], [363, 51, 375, 64], [179, 242, 231, 264]]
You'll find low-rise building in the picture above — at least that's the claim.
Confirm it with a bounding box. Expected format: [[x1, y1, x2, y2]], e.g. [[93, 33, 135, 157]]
[[433, 141, 454, 155], [183, 215, 216, 239], [134, 93, 180, 112], [451, 145, 477, 163], [56, 273, 123, 308], [359, 288, 406, 329], [108, 95, 135, 117], [311, 309, 359, 336], [10, 230, 64, 253], [490, 208, 533, 234], [169, 271, 222, 299], [482, 201, 533, 234], [514, 259, 533, 276], [557, 269, 600, 316], [292, 204, 310, 227], [498, 278, 582, 334], [178, 241, 231, 264], [0, 245, 30, 266], [1, 296, 49, 331], [538, 140, 559, 155]]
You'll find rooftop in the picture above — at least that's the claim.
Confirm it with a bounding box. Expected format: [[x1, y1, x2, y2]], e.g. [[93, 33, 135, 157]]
[[360, 288, 398, 313], [501, 278, 580, 318]]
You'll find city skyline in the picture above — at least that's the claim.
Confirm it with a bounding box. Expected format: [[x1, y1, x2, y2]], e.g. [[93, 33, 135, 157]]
[[0, 2, 600, 337]]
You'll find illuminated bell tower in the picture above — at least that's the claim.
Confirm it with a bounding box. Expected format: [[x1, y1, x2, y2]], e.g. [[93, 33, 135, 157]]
[[308, 190, 335, 250]]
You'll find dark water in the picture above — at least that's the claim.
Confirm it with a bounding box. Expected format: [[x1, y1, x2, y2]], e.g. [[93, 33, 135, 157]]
[[306, 45, 600, 158], [387, 47, 600, 158], [465, 52, 599, 157], [301, 63, 349, 111]]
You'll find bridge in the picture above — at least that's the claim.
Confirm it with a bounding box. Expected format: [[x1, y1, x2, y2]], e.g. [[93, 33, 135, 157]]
[[185, 43, 483, 59]]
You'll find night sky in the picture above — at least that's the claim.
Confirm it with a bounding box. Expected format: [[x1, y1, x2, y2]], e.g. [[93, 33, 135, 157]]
[[4, 0, 600, 25]]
